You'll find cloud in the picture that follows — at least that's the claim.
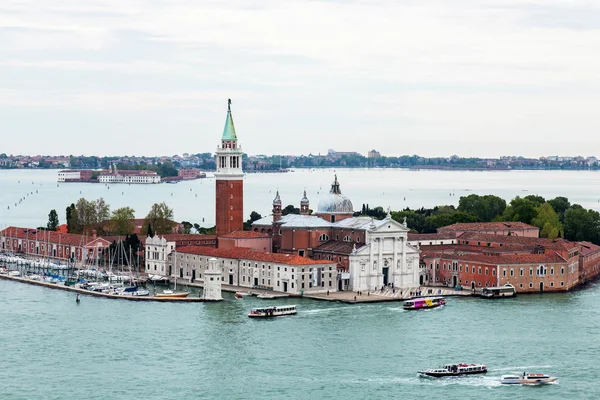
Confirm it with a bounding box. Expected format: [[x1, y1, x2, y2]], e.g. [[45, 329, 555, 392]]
[[1, 0, 600, 157]]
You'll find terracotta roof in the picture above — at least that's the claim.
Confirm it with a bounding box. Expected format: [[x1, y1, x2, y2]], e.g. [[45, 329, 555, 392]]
[[438, 222, 538, 232], [0, 226, 97, 247], [313, 240, 357, 255], [456, 232, 576, 251], [421, 244, 531, 257], [161, 234, 217, 242], [578, 241, 600, 256], [176, 246, 334, 266], [408, 232, 458, 241], [219, 231, 270, 239], [424, 252, 566, 265]]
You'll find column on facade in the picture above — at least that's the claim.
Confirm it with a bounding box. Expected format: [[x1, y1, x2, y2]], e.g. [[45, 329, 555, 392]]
[[377, 237, 383, 290], [401, 237, 406, 289]]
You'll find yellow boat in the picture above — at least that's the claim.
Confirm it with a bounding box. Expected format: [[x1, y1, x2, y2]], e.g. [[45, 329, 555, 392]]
[[155, 290, 189, 298]]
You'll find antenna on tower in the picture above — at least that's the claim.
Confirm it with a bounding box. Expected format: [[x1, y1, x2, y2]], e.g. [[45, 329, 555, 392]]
[[228, 99, 231, 112]]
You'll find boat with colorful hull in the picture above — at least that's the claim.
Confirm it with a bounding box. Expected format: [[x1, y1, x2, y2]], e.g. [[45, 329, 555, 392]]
[[419, 363, 487, 377], [500, 373, 557, 385], [404, 297, 446, 310]]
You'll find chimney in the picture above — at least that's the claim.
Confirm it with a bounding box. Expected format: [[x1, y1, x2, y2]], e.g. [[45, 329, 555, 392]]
[[92, 229, 97, 239]]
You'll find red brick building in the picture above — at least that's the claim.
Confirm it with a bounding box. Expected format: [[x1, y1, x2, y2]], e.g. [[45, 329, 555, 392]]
[[421, 231, 584, 293], [215, 99, 244, 237], [438, 221, 539, 237], [0, 226, 111, 264]]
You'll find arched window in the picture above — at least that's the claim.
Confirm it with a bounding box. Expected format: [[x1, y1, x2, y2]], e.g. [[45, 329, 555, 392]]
[[319, 234, 329, 241], [343, 235, 352, 242]]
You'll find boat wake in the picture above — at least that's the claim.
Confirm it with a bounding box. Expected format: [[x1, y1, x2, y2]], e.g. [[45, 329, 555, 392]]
[[341, 375, 502, 388], [303, 307, 343, 314], [491, 365, 552, 372]]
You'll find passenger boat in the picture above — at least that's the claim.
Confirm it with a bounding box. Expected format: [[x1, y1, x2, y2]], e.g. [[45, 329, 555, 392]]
[[404, 297, 446, 310], [419, 363, 487, 377], [155, 289, 189, 298], [248, 305, 297, 318], [500, 373, 557, 385], [481, 284, 516, 299]]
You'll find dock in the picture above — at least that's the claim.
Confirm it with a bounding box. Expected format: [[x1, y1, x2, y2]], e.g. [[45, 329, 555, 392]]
[[0, 274, 214, 302]]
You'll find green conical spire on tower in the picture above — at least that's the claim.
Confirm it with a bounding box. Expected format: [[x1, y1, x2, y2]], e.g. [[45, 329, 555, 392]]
[[222, 98, 237, 140]]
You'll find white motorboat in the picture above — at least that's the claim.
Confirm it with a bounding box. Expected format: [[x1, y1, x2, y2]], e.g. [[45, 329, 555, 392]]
[[419, 363, 487, 377], [248, 305, 297, 318], [257, 293, 276, 299], [500, 373, 557, 385]]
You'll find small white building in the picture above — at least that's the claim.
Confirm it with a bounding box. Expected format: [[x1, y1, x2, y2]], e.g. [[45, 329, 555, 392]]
[[99, 165, 160, 184], [144, 235, 175, 276], [203, 258, 223, 301], [57, 170, 81, 182]]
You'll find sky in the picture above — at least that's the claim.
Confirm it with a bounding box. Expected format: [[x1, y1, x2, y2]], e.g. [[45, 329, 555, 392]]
[[1, 0, 600, 158]]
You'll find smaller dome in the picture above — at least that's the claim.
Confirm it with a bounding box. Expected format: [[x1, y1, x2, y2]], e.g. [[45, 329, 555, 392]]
[[273, 190, 281, 205], [301, 190, 309, 205]]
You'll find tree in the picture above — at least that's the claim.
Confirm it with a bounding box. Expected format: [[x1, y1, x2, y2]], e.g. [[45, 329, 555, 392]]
[[391, 210, 428, 233], [282, 205, 300, 216], [548, 196, 571, 223], [503, 196, 538, 225], [141, 202, 174, 235], [147, 223, 154, 238], [73, 197, 111, 234], [563, 205, 600, 243], [110, 207, 136, 235], [531, 203, 562, 238], [181, 221, 193, 234], [66, 203, 79, 233], [47, 209, 59, 231], [458, 194, 506, 222], [244, 211, 263, 230], [427, 212, 479, 231], [193, 223, 201, 233]]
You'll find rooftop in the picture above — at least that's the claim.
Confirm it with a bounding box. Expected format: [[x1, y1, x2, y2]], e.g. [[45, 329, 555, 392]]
[[176, 246, 334, 266], [438, 222, 538, 232], [408, 232, 458, 241], [219, 231, 270, 239]]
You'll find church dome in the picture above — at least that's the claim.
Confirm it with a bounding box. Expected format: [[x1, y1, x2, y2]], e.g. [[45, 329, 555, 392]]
[[317, 175, 354, 215]]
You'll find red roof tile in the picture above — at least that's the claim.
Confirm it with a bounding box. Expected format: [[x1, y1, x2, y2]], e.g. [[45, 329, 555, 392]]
[[438, 222, 538, 232], [161, 234, 217, 242], [424, 251, 566, 265], [219, 231, 270, 239], [1, 226, 99, 247], [456, 232, 576, 251], [408, 232, 458, 241], [176, 246, 334, 266]]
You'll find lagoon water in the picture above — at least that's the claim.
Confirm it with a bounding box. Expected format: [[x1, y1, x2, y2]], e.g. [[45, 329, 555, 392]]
[[2, 168, 600, 228], [1, 276, 599, 399], [2, 168, 600, 398]]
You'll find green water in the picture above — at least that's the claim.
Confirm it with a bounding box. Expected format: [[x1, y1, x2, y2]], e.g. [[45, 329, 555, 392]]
[[1, 278, 598, 400]]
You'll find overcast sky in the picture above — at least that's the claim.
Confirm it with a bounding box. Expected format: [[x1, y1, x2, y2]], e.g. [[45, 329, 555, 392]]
[[1, 0, 600, 158]]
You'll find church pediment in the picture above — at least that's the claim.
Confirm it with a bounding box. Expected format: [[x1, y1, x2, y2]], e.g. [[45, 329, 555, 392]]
[[369, 218, 410, 233]]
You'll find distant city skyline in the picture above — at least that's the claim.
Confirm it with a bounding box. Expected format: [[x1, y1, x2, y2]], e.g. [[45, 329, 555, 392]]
[[2, 1, 600, 158]]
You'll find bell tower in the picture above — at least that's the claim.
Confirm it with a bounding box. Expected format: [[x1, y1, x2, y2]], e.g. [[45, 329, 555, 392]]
[[215, 99, 244, 237], [300, 190, 309, 215], [272, 190, 282, 223]]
